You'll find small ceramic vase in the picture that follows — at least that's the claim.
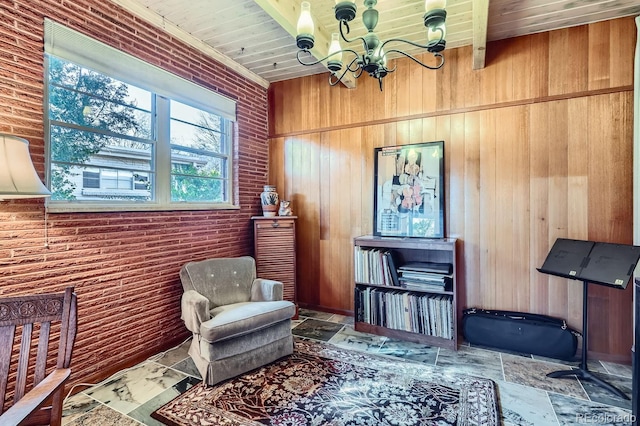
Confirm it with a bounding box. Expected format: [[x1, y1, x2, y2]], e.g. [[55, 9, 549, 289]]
[[260, 185, 279, 217]]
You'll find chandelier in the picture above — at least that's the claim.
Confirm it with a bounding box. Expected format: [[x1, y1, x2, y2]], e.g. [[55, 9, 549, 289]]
[[295, 0, 447, 91]]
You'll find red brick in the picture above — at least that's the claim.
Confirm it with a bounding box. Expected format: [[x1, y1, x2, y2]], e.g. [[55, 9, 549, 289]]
[[0, 0, 269, 391]]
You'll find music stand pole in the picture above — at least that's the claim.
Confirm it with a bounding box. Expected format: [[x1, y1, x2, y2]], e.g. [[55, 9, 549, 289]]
[[546, 280, 629, 400]]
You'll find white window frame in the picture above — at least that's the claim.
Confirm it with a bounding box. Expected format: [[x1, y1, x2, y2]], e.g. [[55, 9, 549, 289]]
[[43, 19, 238, 213]]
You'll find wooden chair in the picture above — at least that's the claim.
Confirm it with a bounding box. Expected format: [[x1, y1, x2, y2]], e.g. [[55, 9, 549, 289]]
[[0, 287, 77, 426]]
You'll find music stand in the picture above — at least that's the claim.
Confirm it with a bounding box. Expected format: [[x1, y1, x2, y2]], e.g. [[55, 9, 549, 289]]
[[537, 238, 640, 400]]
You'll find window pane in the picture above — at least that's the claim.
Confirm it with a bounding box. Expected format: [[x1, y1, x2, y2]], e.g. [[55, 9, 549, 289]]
[[51, 165, 153, 201], [171, 100, 221, 129], [170, 120, 223, 153], [171, 148, 226, 202], [170, 99, 225, 154], [49, 86, 152, 138], [50, 126, 153, 169], [171, 149, 226, 178], [171, 175, 224, 202], [83, 170, 100, 188], [48, 56, 152, 139], [102, 170, 132, 189]]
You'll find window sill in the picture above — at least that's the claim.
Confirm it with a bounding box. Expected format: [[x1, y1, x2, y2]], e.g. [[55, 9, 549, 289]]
[[45, 202, 240, 214]]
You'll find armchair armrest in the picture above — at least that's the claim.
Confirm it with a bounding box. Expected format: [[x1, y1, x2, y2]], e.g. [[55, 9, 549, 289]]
[[251, 279, 284, 301], [181, 290, 210, 334]]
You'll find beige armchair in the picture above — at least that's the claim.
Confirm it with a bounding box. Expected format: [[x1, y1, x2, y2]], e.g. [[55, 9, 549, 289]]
[[180, 256, 295, 386]]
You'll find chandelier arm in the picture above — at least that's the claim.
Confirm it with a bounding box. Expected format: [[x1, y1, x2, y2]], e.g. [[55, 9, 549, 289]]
[[380, 37, 441, 52], [328, 73, 342, 86], [340, 19, 351, 36], [346, 55, 361, 73], [296, 48, 361, 68], [339, 19, 370, 53], [385, 49, 445, 70], [329, 56, 361, 85]]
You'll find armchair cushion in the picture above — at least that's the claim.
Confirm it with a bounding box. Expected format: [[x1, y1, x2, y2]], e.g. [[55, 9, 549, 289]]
[[202, 300, 295, 343]]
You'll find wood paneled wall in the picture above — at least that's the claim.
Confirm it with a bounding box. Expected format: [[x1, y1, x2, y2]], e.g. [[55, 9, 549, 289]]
[[267, 17, 636, 361]]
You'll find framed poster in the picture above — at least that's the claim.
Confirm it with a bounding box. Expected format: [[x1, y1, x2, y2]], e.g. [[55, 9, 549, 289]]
[[373, 141, 445, 238]]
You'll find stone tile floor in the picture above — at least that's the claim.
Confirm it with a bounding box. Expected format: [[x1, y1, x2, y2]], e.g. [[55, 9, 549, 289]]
[[61, 309, 636, 425]]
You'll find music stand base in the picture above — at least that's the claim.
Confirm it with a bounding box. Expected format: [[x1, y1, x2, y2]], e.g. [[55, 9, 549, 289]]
[[547, 368, 629, 400]]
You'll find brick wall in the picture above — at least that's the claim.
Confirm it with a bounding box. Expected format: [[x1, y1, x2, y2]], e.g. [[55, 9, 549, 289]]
[[0, 0, 269, 387]]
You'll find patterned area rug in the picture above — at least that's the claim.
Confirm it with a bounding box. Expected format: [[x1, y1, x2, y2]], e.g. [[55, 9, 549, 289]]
[[152, 339, 499, 425]]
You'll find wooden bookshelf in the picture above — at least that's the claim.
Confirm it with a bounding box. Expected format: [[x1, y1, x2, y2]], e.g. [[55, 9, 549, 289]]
[[353, 235, 458, 350]]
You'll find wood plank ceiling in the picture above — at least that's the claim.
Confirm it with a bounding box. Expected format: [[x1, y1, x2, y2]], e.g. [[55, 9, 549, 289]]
[[113, 0, 640, 88]]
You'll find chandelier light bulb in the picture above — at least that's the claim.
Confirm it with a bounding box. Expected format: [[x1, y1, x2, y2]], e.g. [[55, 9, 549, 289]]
[[425, 0, 446, 12], [328, 33, 343, 61], [327, 33, 343, 71], [297, 2, 315, 37], [296, 1, 315, 50]]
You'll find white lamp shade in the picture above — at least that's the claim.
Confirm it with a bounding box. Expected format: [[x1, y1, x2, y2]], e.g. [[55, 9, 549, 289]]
[[0, 134, 51, 200], [328, 33, 343, 61], [297, 1, 315, 36], [425, 0, 446, 11]]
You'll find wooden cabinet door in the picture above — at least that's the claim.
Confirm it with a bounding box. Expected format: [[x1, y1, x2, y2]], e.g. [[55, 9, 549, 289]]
[[253, 217, 297, 303]]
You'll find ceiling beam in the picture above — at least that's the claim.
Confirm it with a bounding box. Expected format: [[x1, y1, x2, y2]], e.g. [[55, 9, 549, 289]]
[[472, 0, 490, 70], [254, 0, 356, 88]]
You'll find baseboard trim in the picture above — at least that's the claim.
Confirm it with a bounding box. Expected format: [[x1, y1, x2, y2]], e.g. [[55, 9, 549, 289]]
[[297, 302, 353, 318]]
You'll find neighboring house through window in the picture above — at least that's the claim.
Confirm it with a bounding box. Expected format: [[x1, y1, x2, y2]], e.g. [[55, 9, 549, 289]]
[[43, 20, 237, 212]]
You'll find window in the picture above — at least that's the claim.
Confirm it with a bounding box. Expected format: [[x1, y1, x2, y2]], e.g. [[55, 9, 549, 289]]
[[82, 171, 100, 189], [43, 20, 237, 212]]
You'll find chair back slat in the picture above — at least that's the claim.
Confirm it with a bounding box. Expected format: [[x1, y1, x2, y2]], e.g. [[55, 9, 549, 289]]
[[0, 325, 16, 415], [14, 323, 33, 403], [34, 321, 51, 385], [62, 293, 77, 368], [56, 288, 73, 369]]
